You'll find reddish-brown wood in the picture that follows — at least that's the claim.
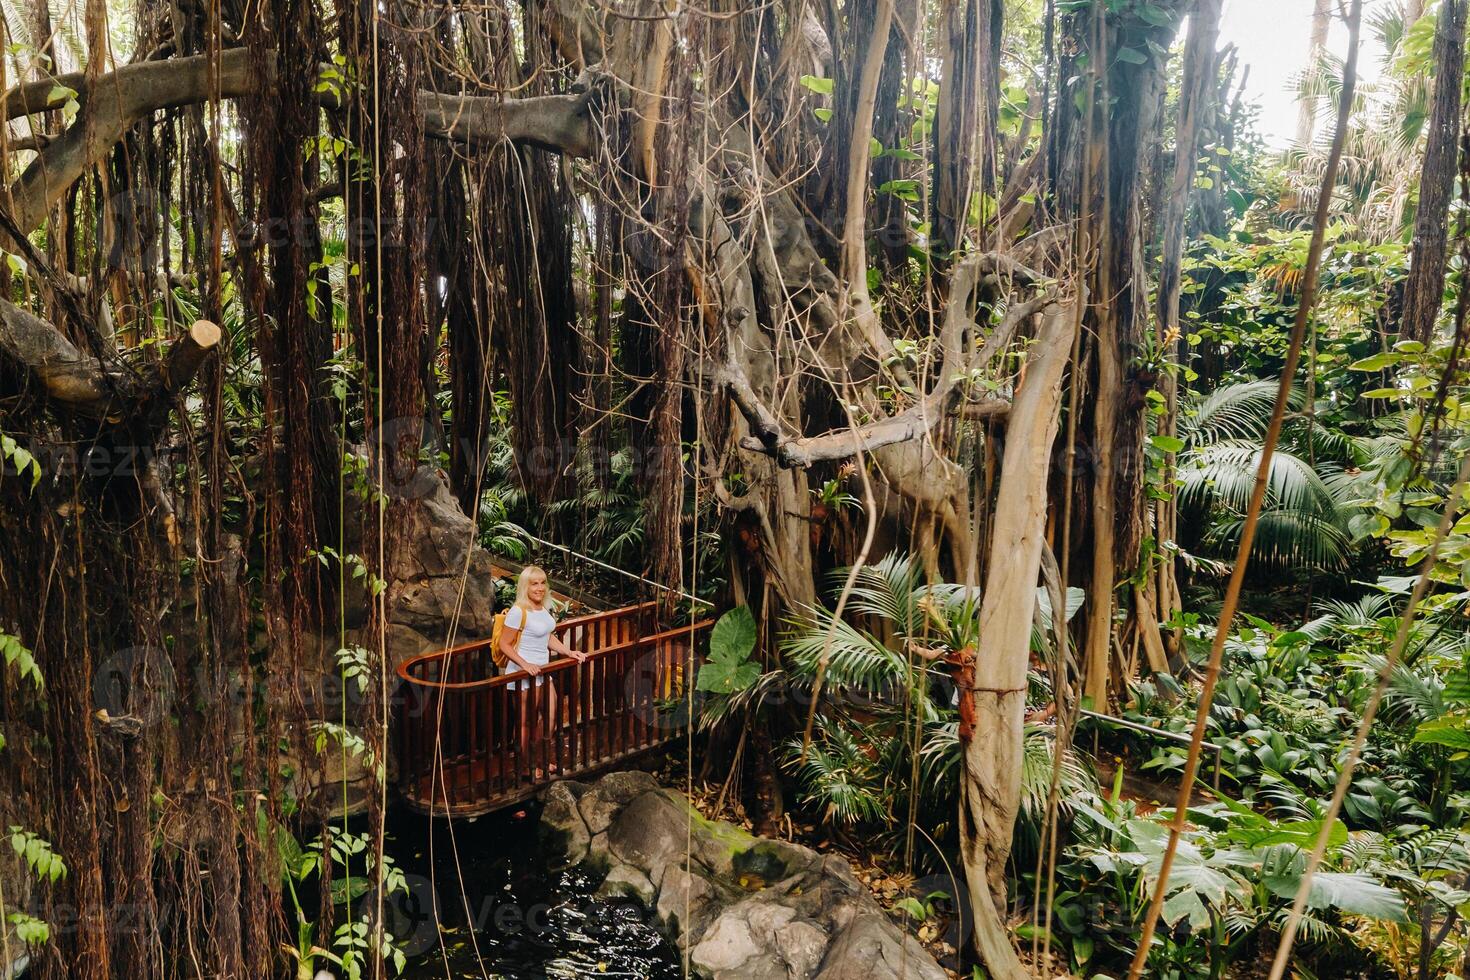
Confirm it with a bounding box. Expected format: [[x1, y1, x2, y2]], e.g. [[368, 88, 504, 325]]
[[395, 605, 711, 816]]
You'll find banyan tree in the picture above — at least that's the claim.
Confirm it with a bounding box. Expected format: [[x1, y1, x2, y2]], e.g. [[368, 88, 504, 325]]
[[0, 0, 1234, 976]]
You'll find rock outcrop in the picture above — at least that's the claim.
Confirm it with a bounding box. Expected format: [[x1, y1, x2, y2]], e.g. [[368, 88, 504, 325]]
[[340, 460, 500, 654], [273, 459, 505, 821], [541, 772, 948, 980]]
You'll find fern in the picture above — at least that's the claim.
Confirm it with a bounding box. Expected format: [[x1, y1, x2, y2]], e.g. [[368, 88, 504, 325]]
[[783, 717, 888, 824]]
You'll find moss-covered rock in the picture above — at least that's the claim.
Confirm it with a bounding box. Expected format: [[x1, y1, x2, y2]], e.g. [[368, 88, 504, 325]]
[[540, 772, 947, 980]]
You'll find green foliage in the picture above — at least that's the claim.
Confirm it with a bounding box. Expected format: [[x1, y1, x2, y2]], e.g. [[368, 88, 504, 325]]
[[0, 632, 42, 691], [1174, 382, 1359, 573], [7, 909, 49, 947], [893, 889, 950, 922], [7, 829, 66, 883], [1086, 595, 1470, 971], [309, 721, 383, 784], [334, 645, 372, 696], [696, 606, 759, 694], [1051, 780, 1411, 977], [1, 432, 40, 489], [333, 916, 407, 979], [275, 820, 409, 979], [307, 546, 386, 598], [732, 553, 1094, 861]]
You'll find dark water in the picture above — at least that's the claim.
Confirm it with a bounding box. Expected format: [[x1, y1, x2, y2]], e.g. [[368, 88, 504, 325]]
[[386, 804, 685, 980]]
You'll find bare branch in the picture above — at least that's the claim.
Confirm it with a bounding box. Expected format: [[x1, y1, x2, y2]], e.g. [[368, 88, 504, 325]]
[[0, 302, 220, 417], [161, 320, 222, 395], [419, 90, 596, 157], [720, 246, 1063, 469]]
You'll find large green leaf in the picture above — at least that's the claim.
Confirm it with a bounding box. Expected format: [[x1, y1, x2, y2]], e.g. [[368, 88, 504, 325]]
[[0, 633, 43, 691], [1264, 870, 1408, 922], [697, 606, 760, 695], [1225, 816, 1348, 851], [330, 875, 372, 906], [1443, 662, 1470, 705], [1413, 714, 1470, 751], [1161, 888, 1211, 929], [709, 605, 756, 663], [1131, 822, 1250, 924]]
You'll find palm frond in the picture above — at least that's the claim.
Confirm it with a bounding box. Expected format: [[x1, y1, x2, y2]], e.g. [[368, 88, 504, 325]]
[[1316, 593, 1396, 623], [782, 604, 907, 696], [1206, 511, 1352, 572], [698, 669, 792, 733], [1348, 652, 1443, 721], [827, 553, 926, 635], [1180, 382, 1304, 445], [1178, 440, 1342, 516]]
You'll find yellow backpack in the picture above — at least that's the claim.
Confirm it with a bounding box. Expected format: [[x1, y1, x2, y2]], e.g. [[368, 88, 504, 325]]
[[489, 601, 526, 670]]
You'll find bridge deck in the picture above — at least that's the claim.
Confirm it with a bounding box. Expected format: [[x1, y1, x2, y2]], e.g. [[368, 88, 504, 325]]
[[395, 604, 711, 816]]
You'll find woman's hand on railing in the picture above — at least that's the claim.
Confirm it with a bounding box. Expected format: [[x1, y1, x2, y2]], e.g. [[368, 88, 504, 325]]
[[521, 660, 543, 677], [566, 650, 588, 663]]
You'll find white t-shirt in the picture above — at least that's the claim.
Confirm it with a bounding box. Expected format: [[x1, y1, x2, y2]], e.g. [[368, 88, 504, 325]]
[[502, 604, 556, 675]]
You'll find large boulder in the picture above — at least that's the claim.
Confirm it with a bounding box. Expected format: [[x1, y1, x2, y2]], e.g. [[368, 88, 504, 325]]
[[350, 462, 499, 639], [267, 458, 500, 732], [542, 772, 949, 980]]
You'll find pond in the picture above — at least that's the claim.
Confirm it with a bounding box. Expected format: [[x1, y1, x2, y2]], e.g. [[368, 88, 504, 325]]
[[386, 804, 685, 980]]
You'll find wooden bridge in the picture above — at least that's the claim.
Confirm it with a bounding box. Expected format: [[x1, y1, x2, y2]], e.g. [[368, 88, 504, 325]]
[[395, 602, 712, 816]]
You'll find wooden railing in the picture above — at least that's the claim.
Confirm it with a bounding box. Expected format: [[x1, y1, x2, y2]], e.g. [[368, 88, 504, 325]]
[[394, 603, 710, 815]]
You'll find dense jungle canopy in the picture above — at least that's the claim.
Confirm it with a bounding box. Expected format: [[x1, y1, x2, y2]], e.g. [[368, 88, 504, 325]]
[[2, 0, 1470, 975]]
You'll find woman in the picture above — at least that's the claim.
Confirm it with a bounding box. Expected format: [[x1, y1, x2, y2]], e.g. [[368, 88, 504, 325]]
[[499, 565, 586, 778]]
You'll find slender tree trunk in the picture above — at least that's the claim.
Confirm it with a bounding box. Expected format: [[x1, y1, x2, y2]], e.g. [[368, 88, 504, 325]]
[[1295, 0, 1333, 149], [962, 300, 1077, 980], [1152, 0, 1222, 664], [933, 0, 1001, 255], [1401, 0, 1467, 344]]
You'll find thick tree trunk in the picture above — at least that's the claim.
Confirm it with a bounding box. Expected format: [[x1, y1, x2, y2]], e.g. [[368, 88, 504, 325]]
[[1054, 1, 1184, 709], [1401, 0, 1467, 344], [961, 299, 1076, 979]]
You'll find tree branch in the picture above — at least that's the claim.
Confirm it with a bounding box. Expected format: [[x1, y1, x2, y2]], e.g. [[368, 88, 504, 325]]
[[0, 299, 117, 409], [8, 50, 259, 233], [0, 303, 219, 417], [418, 90, 596, 157], [161, 320, 222, 395], [721, 249, 1060, 469], [2, 49, 598, 239]]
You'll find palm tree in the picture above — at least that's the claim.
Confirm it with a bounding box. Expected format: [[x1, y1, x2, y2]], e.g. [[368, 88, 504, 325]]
[[1283, 1, 1435, 242], [1175, 381, 1360, 573]]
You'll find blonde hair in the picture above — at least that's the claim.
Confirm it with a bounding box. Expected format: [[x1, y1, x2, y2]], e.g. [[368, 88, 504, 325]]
[[515, 565, 548, 607]]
